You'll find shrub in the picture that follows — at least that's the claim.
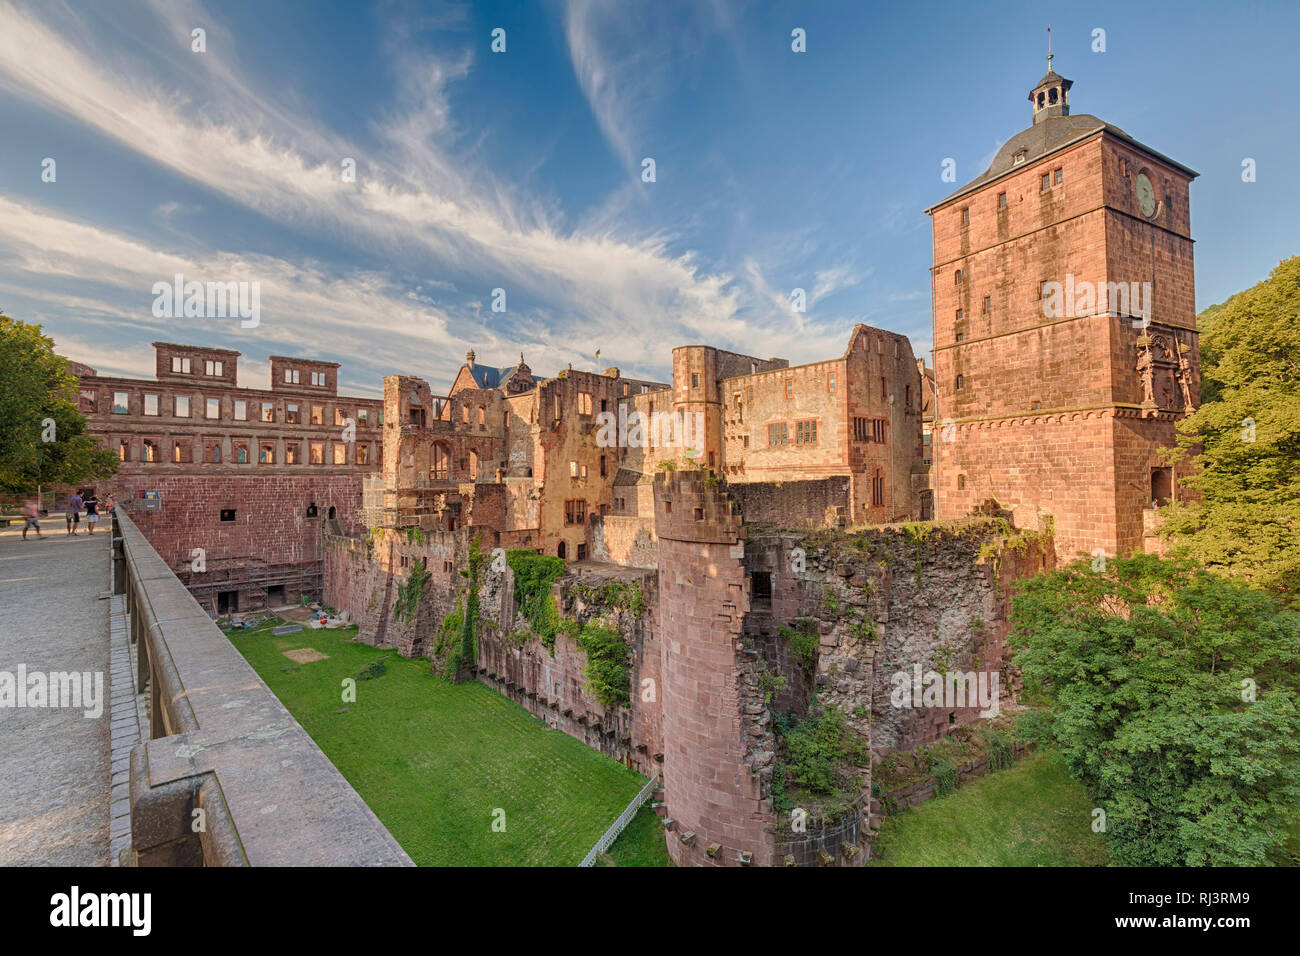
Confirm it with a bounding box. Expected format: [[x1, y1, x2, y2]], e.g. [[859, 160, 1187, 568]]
[[575, 622, 630, 709]]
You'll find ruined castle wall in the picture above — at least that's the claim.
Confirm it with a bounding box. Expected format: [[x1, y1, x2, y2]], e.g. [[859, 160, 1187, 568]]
[[587, 515, 658, 569], [655, 471, 777, 867], [475, 567, 662, 777], [728, 478, 850, 530], [323, 526, 498, 657]]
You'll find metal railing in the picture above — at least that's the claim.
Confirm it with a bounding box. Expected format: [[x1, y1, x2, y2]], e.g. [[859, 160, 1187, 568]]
[[578, 775, 660, 867]]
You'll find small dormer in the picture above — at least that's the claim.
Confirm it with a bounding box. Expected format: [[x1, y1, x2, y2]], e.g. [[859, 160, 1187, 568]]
[[1029, 55, 1072, 124]]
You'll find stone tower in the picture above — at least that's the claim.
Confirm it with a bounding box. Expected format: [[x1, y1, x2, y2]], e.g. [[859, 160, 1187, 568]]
[[925, 60, 1200, 561], [654, 470, 777, 866]]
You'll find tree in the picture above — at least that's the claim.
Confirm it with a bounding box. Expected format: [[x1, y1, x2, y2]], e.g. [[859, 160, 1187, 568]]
[[1160, 256, 1300, 597], [0, 314, 118, 495], [1010, 554, 1300, 866]]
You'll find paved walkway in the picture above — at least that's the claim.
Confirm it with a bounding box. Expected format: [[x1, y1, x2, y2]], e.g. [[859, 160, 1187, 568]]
[[0, 520, 113, 865]]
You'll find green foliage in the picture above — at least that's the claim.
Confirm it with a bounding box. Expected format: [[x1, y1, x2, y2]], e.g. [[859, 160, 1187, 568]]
[[779, 622, 819, 673], [758, 666, 788, 706], [983, 728, 1015, 773], [0, 315, 119, 494], [1010, 553, 1300, 866], [1162, 256, 1300, 595], [435, 601, 463, 660], [575, 622, 630, 709], [772, 707, 869, 814], [392, 560, 431, 623], [820, 585, 840, 616], [507, 549, 566, 652], [354, 657, 389, 681], [405, 527, 425, 546], [929, 754, 958, 797], [573, 578, 648, 618]]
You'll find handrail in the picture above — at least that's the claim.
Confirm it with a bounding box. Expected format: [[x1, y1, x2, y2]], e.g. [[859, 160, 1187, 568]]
[[112, 507, 413, 867]]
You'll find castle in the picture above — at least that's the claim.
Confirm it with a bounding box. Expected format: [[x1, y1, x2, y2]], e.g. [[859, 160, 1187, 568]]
[[70, 61, 1198, 865]]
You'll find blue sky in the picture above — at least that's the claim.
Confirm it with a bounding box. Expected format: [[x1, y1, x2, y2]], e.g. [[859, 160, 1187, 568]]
[[0, 0, 1295, 397]]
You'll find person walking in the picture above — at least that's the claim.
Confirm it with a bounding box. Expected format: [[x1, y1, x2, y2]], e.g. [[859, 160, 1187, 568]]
[[84, 490, 100, 535], [22, 496, 43, 540], [66, 490, 83, 536]]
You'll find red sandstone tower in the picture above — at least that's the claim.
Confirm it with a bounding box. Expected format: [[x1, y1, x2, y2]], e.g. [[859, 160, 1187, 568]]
[[925, 59, 1200, 561]]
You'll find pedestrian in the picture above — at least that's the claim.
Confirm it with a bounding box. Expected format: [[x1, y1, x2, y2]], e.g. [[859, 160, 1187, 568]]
[[66, 490, 83, 536], [22, 496, 43, 541], [84, 490, 100, 535]]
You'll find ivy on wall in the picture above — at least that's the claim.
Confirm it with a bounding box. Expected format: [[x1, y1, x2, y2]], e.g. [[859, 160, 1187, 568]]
[[574, 621, 631, 709], [392, 559, 430, 623], [506, 550, 566, 653]]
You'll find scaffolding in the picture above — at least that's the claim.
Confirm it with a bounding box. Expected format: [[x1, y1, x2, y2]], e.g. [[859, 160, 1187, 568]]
[[175, 555, 324, 615]]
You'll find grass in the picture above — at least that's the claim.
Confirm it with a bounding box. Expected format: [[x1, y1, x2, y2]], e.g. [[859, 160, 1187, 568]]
[[868, 751, 1109, 866], [597, 804, 674, 867], [228, 621, 650, 866]]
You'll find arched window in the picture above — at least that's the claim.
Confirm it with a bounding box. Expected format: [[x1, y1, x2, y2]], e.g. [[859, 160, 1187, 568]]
[[558, 541, 567, 560]]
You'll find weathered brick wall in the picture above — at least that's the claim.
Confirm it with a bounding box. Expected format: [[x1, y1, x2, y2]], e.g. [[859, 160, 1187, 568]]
[[742, 519, 1051, 760], [587, 515, 658, 569], [323, 525, 489, 657], [118, 472, 367, 609], [654, 470, 777, 867], [476, 567, 662, 777], [729, 478, 849, 530]]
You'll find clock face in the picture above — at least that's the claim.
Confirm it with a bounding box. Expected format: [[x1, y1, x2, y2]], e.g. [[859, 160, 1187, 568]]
[[1136, 172, 1157, 217]]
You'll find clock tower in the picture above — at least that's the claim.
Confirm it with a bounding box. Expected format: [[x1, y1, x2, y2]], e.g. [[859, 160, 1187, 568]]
[[925, 61, 1200, 562]]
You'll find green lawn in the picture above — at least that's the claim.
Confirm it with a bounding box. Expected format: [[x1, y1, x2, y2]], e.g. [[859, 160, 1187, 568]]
[[598, 804, 674, 867], [868, 751, 1109, 866], [228, 622, 649, 866]]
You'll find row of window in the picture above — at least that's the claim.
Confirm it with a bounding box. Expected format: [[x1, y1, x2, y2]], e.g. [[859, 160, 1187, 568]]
[[166, 356, 331, 389], [766, 420, 818, 446], [852, 417, 888, 443], [113, 437, 375, 465], [569, 456, 609, 479], [957, 168, 1064, 227], [170, 356, 225, 376], [90, 391, 377, 425], [282, 368, 328, 386]]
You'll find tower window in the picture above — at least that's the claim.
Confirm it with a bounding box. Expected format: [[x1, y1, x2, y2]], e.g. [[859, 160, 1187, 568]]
[[983, 295, 991, 314], [1054, 168, 1063, 185], [1042, 173, 1051, 191], [956, 309, 963, 322], [998, 192, 1007, 209], [955, 374, 964, 390], [954, 269, 962, 285], [961, 207, 969, 226]]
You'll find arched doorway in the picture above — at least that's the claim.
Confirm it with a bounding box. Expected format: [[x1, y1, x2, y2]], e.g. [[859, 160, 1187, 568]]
[[557, 541, 567, 560], [327, 505, 336, 520]]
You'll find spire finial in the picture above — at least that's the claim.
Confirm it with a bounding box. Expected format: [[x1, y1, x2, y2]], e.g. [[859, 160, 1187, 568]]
[[1047, 26, 1053, 72]]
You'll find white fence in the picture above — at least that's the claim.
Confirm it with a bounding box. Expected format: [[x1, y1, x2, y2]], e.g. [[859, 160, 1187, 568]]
[[578, 775, 659, 867]]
